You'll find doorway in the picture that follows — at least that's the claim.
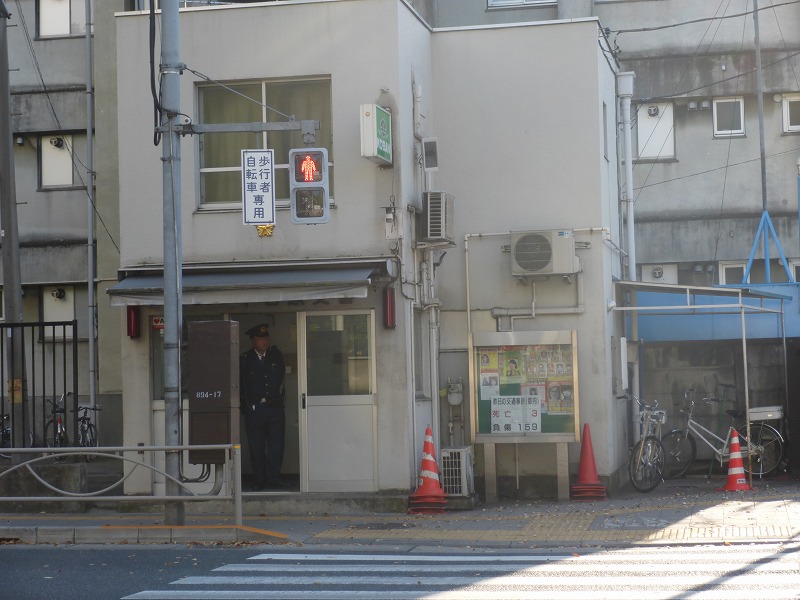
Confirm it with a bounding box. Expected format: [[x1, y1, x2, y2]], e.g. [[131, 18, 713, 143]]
[[298, 310, 377, 492]]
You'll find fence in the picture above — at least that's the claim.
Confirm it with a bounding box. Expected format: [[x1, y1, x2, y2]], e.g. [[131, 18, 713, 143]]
[[0, 320, 79, 449], [0, 444, 243, 525]]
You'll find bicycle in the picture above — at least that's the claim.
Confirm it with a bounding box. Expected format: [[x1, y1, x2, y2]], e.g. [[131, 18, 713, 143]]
[[628, 394, 667, 493], [662, 390, 784, 480], [74, 404, 100, 459], [0, 414, 10, 459], [44, 392, 71, 449]]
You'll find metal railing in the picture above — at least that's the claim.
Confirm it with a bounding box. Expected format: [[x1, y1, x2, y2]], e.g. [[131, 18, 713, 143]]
[[0, 320, 79, 449], [0, 444, 243, 526]]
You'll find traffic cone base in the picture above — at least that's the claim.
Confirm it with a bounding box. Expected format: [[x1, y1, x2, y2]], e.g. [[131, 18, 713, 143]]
[[718, 429, 752, 492]]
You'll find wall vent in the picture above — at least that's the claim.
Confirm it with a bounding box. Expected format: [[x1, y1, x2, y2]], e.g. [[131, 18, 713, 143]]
[[419, 191, 455, 245], [510, 230, 577, 276], [440, 446, 474, 497]]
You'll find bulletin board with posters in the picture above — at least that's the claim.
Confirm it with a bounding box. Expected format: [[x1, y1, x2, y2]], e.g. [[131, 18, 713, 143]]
[[472, 330, 579, 443]]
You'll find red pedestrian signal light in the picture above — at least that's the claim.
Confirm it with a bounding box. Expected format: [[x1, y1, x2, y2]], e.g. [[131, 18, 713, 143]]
[[288, 148, 329, 224], [293, 151, 324, 182]]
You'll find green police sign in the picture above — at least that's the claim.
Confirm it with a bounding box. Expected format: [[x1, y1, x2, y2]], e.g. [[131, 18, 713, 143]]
[[360, 104, 393, 165]]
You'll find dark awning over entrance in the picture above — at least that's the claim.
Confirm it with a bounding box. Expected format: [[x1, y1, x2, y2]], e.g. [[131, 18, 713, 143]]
[[107, 266, 378, 306]]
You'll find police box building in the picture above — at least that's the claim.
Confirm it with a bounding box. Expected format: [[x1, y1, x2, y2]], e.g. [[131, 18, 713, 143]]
[[108, 0, 626, 501]]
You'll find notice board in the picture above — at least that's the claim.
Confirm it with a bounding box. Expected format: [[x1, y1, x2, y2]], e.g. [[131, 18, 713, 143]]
[[472, 330, 579, 443]]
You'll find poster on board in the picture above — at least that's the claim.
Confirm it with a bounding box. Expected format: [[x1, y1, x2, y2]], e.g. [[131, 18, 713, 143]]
[[473, 330, 578, 441]]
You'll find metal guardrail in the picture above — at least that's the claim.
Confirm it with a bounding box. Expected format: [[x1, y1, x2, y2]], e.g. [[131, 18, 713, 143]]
[[0, 444, 243, 526]]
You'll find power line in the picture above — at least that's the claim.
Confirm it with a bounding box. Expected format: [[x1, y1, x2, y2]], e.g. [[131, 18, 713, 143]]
[[12, 0, 120, 255], [608, 0, 800, 35], [634, 146, 800, 191]]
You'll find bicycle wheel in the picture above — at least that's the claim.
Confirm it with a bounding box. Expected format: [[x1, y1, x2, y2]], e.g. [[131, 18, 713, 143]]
[[628, 435, 664, 493], [85, 423, 98, 447], [44, 420, 69, 448], [661, 430, 697, 479], [738, 422, 783, 477]]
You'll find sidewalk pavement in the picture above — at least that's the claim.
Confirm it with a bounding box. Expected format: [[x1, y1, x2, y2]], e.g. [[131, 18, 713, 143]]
[[2, 475, 800, 548]]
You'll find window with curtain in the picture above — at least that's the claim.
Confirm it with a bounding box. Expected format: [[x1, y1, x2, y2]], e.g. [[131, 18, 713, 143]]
[[197, 78, 333, 207]]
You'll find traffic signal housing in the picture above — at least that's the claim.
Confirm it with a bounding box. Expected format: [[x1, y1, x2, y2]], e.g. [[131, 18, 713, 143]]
[[289, 148, 329, 224]]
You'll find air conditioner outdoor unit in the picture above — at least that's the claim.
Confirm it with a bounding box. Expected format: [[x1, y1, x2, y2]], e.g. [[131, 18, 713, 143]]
[[419, 191, 455, 245], [510, 230, 577, 276], [440, 446, 474, 497]]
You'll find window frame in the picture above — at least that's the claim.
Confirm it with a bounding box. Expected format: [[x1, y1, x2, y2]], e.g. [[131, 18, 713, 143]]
[[635, 101, 675, 160], [712, 97, 745, 138], [487, 0, 555, 7], [39, 133, 83, 190], [718, 261, 749, 285], [38, 0, 94, 38], [782, 94, 800, 133], [196, 77, 333, 210]]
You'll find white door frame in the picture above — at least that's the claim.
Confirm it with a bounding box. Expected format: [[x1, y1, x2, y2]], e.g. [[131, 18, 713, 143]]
[[297, 310, 378, 492]]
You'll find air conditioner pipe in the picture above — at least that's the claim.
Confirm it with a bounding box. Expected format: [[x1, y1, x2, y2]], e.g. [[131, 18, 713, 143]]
[[490, 271, 586, 319]]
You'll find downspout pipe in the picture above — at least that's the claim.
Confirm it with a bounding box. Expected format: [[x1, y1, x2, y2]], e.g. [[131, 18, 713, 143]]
[[618, 72, 636, 281]]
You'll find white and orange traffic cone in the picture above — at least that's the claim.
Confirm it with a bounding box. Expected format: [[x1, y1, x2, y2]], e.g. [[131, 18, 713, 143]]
[[408, 426, 447, 514], [718, 429, 752, 492]]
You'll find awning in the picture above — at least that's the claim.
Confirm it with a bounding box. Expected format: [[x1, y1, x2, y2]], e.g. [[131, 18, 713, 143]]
[[107, 267, 376, 306]]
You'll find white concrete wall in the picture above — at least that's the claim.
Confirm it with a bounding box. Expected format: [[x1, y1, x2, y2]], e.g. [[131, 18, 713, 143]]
[[428, 20, 624, 479], [115, 3, 624, 493]]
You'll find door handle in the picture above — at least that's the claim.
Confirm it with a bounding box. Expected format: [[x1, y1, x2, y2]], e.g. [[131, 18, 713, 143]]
[[302, 393, 306, 409]]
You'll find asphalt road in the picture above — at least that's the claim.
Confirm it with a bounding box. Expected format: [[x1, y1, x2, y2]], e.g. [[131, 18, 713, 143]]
[[3, 541, 800, 599]]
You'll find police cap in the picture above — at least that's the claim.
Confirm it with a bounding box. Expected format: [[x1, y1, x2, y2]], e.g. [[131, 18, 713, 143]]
[[245, 323, 271, 338]]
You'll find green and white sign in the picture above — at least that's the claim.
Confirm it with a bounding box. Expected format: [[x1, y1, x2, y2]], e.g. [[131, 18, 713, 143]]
[[360, 104, 393, 165]]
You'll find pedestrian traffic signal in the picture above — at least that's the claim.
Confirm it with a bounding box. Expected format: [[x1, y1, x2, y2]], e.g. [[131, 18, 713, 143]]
[[289, 148, 329, 224]]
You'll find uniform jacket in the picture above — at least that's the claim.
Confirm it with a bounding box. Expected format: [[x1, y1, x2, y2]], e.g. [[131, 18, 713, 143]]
[[239, 345, 286, 408]]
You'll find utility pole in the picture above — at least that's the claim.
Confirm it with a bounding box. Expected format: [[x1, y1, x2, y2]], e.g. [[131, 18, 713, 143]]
[[85, 0, 97, 409], [0, 1, 27, 448], [160, 0, 184, 526]]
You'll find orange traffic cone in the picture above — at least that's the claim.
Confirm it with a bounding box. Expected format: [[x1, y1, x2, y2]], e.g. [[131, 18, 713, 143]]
[[718, 429, 752, 491], [408, 426, 447, 514], [571, 423, 607, 501]]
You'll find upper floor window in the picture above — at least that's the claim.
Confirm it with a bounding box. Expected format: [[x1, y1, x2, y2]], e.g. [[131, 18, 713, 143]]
[[38, 0, 93, 38], [40, 133, 85, 189], [712, 97, 745, 138], [782, 94, 800, 133], [197, 77, 332, 207], [487, 0, 554, 6], [636, 102, 674, 159]]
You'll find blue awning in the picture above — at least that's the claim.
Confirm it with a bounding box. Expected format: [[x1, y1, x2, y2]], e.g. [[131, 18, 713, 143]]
[[107, 267, 375, 306]]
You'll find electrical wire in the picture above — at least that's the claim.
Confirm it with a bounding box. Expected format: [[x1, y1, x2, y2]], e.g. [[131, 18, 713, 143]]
[[150, 0, 163, 146], [184, 66, 295, 121], [634, 146, 800, 191], [608, 0, 800, 35], [624, 0, 731, 204], [12, 0, 120, 255]]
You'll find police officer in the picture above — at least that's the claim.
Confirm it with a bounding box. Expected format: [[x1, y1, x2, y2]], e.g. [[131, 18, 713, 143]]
[[240, 323, 286, 490]]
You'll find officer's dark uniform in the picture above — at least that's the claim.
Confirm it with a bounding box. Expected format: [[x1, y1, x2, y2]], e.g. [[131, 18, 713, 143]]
[[240, 324, 286, 490]]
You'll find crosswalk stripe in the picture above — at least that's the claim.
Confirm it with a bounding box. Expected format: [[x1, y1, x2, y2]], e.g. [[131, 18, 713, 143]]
[[122, 546, 800, 600], [172, 573, 800, 586], [215, 561, 799, 573]]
